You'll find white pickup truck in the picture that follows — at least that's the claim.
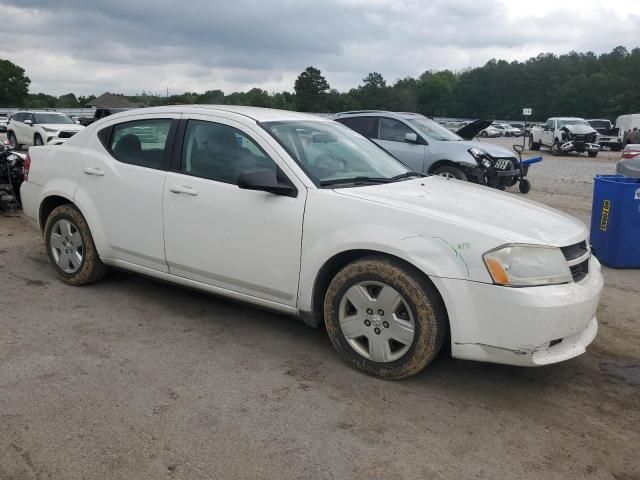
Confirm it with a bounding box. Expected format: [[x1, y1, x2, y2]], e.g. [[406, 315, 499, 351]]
[[587, 119, 623, 151], [529, 117, 600, 157]]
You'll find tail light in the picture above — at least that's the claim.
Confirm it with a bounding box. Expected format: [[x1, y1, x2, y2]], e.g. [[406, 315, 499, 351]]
[[622, 150, 640, 159], [23, 153, 31, 181]]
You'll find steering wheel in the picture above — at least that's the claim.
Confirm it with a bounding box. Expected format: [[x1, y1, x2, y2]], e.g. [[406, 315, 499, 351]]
[[312, 154, 347, 176]]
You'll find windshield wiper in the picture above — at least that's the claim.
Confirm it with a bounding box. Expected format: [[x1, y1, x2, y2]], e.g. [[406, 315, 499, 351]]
[[319, 172, 424, 187], [319, 176, 392, 187], [388, 172, 424, 182]]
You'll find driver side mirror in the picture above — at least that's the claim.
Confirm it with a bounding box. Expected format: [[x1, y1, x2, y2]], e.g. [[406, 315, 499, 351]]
[[24, 119, 33, 125], [237, 168, 297, 197], [404, 132, 419, 144]]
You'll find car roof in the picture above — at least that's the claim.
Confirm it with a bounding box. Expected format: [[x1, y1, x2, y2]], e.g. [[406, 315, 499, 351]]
[[550, 117, 586, 121], [106, 105, 329, 123], [335, 110, 425, 121]]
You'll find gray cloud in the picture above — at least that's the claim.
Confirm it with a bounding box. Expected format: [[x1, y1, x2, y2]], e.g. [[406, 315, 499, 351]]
[[0, 0, 637, 96]]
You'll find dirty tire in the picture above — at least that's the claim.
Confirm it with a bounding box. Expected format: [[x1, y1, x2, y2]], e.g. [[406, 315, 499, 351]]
[[7, 131, 20, 150], [324, 256, 447, 380], [588, 150, 598, 158], [433, 165, 468, 181], [44, 204, 108, 285], [528, 135, 540, 151]]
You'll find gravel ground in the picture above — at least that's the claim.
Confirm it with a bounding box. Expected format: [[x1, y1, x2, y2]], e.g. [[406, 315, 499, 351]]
[[0, 135, 638, 480]]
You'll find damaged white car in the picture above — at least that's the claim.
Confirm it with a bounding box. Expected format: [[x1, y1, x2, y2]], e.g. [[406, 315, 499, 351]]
[[20, 106, 603, 379], [530, 117, 600, 157]]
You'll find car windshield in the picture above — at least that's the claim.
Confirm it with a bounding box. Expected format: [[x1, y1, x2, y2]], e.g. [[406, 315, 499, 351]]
[[262, 120, 414, 187], [557, 119, 589, 128], [34, 113, 74, 125], [404, 116, 461, 141]]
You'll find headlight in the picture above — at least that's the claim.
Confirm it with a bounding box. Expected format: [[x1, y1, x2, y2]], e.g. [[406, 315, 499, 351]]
[[42, 127, 58, 133], [483, 245, 572, 287], [468, 148, 493, 168]]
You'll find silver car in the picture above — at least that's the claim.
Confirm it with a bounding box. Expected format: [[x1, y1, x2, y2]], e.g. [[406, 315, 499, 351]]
[[617, 144, 640, 177], [334, 111, 521, 190]]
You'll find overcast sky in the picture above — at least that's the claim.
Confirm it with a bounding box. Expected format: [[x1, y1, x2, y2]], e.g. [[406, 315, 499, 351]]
[[1, 0, 638, 97]]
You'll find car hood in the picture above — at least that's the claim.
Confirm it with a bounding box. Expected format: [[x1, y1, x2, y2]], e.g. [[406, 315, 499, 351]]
[[456, 120, 492, 140], [455, 139, 516, 158], [561, 124, 596, 135], [335, 176, 587, 246], [41, 123, 84, 131]]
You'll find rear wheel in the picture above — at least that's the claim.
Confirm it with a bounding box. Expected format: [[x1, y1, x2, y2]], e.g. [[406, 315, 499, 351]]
[[324, 256, 447, 379], [528, 135, 540, 151], [44, 204, 108, 285], [433, 165, 468, 181], [480, 131, 488, 137], [7, 132, 20, 150], [588, 150, 598, 158]]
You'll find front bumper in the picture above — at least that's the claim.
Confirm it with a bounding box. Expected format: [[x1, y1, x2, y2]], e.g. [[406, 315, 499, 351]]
[[433, 256, 603, 366], [561, 140, 599, 152]]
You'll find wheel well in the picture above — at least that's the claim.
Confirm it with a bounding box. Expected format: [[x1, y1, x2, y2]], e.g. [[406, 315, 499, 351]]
[[308, 249, 449, 338], [39, 195, 73, 231], [427, 159, 462, 174]]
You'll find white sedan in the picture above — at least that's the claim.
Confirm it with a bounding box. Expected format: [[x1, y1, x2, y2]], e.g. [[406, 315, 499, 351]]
[[20, 106, 603, 379]]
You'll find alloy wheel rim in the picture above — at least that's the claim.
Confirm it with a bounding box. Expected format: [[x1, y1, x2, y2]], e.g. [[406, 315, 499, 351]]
[[338, 281, 415, 363], [49, 219, 83, 273]]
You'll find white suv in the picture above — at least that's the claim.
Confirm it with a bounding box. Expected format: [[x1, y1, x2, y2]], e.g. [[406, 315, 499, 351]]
[[20, 105, 603, 379], [7, 110, 84, 149]]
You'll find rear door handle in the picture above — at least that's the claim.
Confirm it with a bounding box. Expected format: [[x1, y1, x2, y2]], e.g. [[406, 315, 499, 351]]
[[169, 185, 198, 196], [83, 167, 104, 176]]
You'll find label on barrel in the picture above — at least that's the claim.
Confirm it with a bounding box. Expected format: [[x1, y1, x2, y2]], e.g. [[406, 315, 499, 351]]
[[600, 200, 611, 232], [635, 188, 640, 200]]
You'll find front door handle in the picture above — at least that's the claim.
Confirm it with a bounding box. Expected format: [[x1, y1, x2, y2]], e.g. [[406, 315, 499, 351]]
[[169, 185, 198, 196], [83, 167, 104, 176]]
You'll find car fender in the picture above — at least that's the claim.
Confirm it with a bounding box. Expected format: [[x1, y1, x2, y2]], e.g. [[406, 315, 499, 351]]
[[71, 182, 110, 258], [297, 189, 495, 313]]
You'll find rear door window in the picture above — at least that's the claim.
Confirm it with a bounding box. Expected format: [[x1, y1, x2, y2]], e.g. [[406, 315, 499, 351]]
[[336, 117, 379, 139], [109, 119, 173, 170]]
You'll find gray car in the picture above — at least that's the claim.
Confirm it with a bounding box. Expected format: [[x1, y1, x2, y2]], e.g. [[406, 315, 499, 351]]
[[617, 144, 640, 177], [334, 111, 521, 190]]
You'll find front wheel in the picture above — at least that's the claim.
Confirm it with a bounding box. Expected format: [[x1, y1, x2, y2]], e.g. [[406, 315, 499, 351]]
[[324, 257, 447, 379], [433, 165, 468, 181], [588, 151, 598, 158], [480, 131, 488, 137], [551, 140, 562, 156], [44, 204, 108, 285], [34, 134, 44, 146], [519, 179, 531, 193]]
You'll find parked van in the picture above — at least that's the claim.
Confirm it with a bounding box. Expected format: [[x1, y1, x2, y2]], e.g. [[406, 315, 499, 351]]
[[615, 114, 640, 142]]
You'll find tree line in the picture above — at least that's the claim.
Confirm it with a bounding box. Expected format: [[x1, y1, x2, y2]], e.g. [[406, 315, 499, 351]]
[[1, 45, 639, 121]]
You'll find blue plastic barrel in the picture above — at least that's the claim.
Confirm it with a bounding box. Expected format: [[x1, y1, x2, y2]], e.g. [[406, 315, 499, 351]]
[[590, 174, 640, 268]]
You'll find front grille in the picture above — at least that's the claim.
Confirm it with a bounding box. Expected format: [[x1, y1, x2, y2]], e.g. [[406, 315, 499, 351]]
[[573, 133, 597, 143], [570, 260, 589, 282], [561, 241, 590, 282], [58, 131, 77, 139], [561, 241, 588, 261]]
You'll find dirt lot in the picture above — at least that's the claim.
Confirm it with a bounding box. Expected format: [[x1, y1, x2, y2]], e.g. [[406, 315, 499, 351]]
[[1, 137, 639, 480]]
